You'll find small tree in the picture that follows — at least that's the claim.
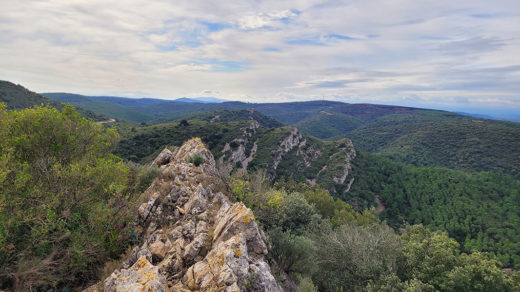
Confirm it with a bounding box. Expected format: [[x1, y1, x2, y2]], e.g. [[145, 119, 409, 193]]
[[0, 104, 130, 290]]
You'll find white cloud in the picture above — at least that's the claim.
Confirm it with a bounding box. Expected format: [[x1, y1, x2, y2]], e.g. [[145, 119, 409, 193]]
[[237, 10, 298, 30], [0, 0, 519, 114]]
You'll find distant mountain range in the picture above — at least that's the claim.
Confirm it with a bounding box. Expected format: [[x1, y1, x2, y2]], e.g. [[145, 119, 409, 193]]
[[3, 80, 520, 177], [173, 97, 228, 103]]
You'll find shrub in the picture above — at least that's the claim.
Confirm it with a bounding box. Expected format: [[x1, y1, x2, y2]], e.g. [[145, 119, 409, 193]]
[[0, 104, 132, 291], [186, 153, 204, 166], [268, 228, 316, 276], [229, 141, 239, 149]]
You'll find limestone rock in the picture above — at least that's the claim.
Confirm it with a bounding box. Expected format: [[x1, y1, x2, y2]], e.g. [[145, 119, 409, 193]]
[[97, 138, 282, 291], [104, 256, 168, 292], [151, 148, 173, 167], [149, 238, 171, 262]]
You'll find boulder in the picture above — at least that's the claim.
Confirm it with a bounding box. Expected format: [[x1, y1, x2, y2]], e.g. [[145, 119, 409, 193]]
[[151, 148, 173, 167], [104, 256, 168, 292]]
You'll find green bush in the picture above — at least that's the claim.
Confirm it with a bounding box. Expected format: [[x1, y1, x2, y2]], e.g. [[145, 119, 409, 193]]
[[186, 153, 204, 166], [0, 104, 132, 291], [268, 228, 316, 276]]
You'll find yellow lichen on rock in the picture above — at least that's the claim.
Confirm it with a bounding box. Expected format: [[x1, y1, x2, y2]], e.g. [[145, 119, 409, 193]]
[[100, 139, 281, 292]]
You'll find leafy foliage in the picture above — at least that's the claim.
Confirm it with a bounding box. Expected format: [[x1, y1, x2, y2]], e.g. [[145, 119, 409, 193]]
[[0, 104, 141, 291], [233, 175, 519, 291], [186, 153, 204, 166], [347, 150, 520, 268]]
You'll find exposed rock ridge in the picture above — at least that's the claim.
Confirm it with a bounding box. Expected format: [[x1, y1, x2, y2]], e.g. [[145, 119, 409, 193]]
[[220, 120, 260, 174], [296, 139, 322, 170], [272, 127, 303, 170], [333, 140, 357, 186], [102, 138, 282, 292]]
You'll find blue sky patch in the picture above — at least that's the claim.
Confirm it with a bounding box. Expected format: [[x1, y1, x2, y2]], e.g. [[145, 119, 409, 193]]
[[195, 58, 249, 72], [470, 13, 495, 19], [326, 34, 356, 40], [262, 47, 280, 52], [285, 36, 324, 46], [200, 21, 232, 32]]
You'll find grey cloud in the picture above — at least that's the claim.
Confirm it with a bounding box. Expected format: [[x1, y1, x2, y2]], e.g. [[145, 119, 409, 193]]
[[436, 37, 504, 55], [0, 0, 519, 115]]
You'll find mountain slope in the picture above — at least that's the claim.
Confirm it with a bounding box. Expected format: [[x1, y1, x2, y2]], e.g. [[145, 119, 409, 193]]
[[0, 81, 105, 121], [347, 117, 520, 177], [42, 91, 520, 177], [43, 93, 153, 123], [187, 109, 283, 128], [114, 115, 520, 268]]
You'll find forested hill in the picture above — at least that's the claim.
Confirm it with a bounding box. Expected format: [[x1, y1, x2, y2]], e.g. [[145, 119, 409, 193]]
[[114, 111, 520, 268], [3, 84, 520, 290], [43, 91, 520, 177], [10, 82, 520, 268], [0, 81, 105, 121]]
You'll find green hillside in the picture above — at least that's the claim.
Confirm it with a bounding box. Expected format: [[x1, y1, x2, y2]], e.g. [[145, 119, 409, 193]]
[[187, 109, 283, 128], [3, 103, 518, 290], [347, 117, 520, 177], [0, 81, 105, 121], [114, 114, 520, 268], [43, 93, 153, 123], [41, 92, 520, 177], [347, 151, 520, 268]]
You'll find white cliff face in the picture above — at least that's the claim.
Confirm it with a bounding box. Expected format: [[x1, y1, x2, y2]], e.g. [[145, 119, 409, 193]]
[[220, 120, 260, 175], [100, 138, 282, 292], [333, 140, 356, 186], [272, 128, 303, 170]]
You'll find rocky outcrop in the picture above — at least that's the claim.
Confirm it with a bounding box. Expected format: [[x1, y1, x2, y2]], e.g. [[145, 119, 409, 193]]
[[220, 120, 260, 174], [272, 128, 303, 170], [333, 140, 356, 186], [151, 148, 173, 168], [101, 138, 282, 292]]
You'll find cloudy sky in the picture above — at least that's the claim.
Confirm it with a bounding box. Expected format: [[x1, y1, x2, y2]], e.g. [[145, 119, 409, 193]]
[[1, 0, 519, 116]]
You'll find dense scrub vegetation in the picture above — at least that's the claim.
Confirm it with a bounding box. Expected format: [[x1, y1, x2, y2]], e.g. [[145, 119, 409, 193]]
[[0, 104, 158, 291], [231, 174, 520, 291], [346, 151, 520, 269], [115, 119, 251, 163], [187, 109, 284, 128], [1, 101, 519, 291]]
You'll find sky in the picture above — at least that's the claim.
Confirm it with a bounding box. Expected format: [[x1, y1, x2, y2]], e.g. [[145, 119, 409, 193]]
[[1, 0, 519, 118]]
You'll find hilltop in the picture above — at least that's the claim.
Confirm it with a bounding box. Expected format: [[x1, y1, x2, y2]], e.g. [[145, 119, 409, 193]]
[[93, 138, 281, 291]]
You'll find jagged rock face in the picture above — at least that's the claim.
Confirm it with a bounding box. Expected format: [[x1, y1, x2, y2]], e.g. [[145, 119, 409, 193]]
[[219, 120, 259, 174], [102, 138, 282, 292], [272, 128, 303, 170], [332, 140, 356, 186]]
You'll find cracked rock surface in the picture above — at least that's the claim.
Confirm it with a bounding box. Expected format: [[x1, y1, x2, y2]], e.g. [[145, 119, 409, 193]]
[[100, 138, 282, 292]]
